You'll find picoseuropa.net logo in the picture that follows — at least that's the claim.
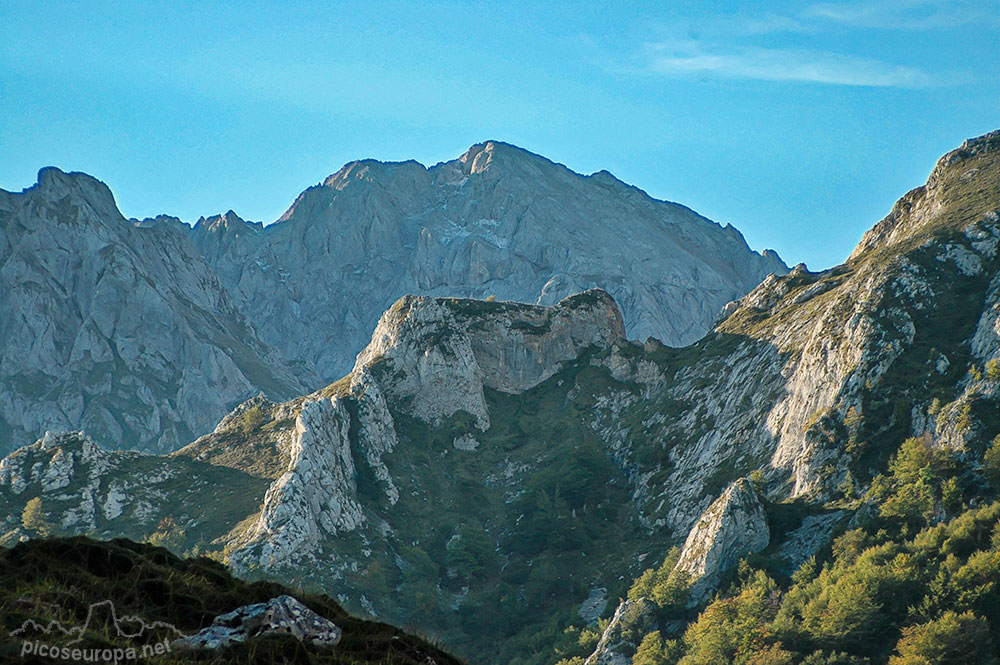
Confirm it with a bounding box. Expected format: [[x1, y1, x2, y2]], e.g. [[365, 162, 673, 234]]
[[10, 599, 187, 663]]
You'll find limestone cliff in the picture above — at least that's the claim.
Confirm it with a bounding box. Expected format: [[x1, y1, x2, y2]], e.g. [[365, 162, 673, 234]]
[[672, 478, 769, 603], [0, 170, 310, 454]]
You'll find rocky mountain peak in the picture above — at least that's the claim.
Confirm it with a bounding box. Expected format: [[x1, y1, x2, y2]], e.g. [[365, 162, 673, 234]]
[[320, 158, 428, 191], [194, 209, 260, 235], [453, 140, 574, 183], [933, 128, 1000, 176], [0, 173, 310, 455], [192, 140, 785, 381], [850, 129, 1000, 261], [34, 166, 111, 196], [19, 167, 121, 223]]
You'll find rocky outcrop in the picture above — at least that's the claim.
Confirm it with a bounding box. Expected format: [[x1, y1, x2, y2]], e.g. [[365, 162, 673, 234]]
[[350, 368, 401, 504], [173, 595, 341, 650], [674, 479, 769, 603], [0, 431, 128, 536], [231, 397, 363, 569], [352, 289, 626, 429], [583, 597, 658, 665], [0, 170, 311, 455], [0, 430, 266, 544], [777, 511, 847, 574], [186, 141, 786, 380]]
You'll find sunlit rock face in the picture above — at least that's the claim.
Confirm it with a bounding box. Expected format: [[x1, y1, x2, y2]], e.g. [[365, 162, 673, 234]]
[[0, 170, 309, 455], [187, 140, 787, 381]]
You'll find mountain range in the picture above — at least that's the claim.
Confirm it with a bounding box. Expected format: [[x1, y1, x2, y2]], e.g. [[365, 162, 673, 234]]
[[2, 132, 999, 664], [0, 141, 786, 456]]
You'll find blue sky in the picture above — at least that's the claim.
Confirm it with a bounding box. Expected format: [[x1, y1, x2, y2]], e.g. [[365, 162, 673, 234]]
[[2, 0, 998, 269]]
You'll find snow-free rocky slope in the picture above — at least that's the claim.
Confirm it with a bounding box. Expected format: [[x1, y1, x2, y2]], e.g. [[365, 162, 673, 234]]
[[184, 140, 787, 380], [0, 169, 310, 456], [1, 142, 785, 455], [4, 131, 1000, 664]]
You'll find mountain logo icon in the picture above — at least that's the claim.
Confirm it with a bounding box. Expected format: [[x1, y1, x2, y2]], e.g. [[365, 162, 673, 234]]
[[10, 599, 187, 661]]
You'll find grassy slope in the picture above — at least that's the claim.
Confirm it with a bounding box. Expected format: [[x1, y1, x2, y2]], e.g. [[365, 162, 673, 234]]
[[0, 536, 462, 665]]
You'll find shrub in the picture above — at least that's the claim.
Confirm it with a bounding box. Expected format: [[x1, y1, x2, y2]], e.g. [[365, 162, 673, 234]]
[[889, 611, 995, 665], [634, 631, 682, 665], [984, 434, 1000, 490], [628, 547, 690, 615], [21, 497, 50, 536], [986, 358, 1000, 381], [237, 405, 267, 434]]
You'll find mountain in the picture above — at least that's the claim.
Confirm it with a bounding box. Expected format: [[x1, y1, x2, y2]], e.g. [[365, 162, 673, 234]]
[[184, 140, 787, 380], [0, 536, 461, 664], [0, 143, 785, 455], [0, 169, 312, 456], [3, 130, 999, 664]]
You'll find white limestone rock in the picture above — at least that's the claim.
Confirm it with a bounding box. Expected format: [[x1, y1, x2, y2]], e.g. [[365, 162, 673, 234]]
[[583, 597, 658, 665], [352, 289, 626, 430], [0, 170, 311, 455], [674, 478, 770, 603], [174, 595, 341, 650], [232, 397, 364, 569], [350, 368, 401, 504]]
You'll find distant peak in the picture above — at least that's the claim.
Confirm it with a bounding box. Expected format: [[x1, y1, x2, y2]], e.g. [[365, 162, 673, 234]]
[[26, 167, 119, 212], [194, 209, 261, 234], [455, 140, 551, 176], [321, 157, 425, 189], [35, 166, 111, 195]]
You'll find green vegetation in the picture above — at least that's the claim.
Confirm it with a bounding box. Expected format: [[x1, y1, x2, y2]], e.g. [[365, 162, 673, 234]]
[[984, 435, 1000, 490], [986, 359, 1000, 382], [358, 351, 652, 665], [236, 405, 268, 434], [611, 500, 1000, 664], [866, 437, 961, 528], [610, 427, 1000, 665], [889, 611, 997, 665], [627, 548, 690, 614], [0, 537, 461, 665], [21, 496, 51, 536]]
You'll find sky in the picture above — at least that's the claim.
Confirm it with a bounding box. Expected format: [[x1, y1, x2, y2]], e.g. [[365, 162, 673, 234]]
[[2, 0, 998, 270]]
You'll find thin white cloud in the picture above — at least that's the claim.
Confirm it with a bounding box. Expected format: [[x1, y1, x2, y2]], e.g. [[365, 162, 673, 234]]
[[707, 14, 811, 36], [646, 43, 935, 88], [804, 0, 997, 30]]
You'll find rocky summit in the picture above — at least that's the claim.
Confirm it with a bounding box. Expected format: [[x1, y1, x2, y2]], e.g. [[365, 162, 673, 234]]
[[3, 131, 1000, 665], [184, 141, 787, 381], [0, 169, 310, 456], [0, 142, 785, 455]]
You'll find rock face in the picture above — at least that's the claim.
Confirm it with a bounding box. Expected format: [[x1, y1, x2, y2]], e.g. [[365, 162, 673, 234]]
[[2, 144, 784, 455], [0, 430, 269, 544], [583, 597, 658, 665], [230, 396, 364, 569], [0, 170, 311, 455], [673, 478, 769, 602], [174, 595, 341, 650], [186, 141, 787, 380], [353, 289, 626, 430]]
